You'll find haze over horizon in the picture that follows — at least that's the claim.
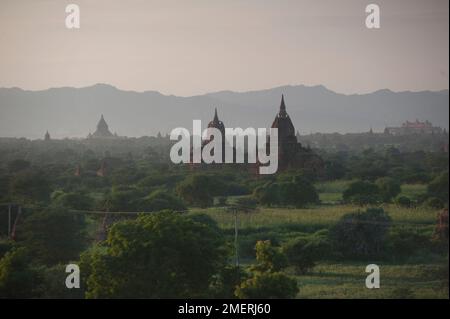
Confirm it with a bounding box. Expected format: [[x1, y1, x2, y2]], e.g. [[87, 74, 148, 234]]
[[0, 0, 448, 96], [0, 84, 448, 139], [1, 82, 449, 98]]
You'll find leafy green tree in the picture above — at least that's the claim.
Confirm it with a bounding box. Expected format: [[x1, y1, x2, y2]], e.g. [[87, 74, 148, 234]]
[[387, 227, 431, 259], [9, 170, 51, 204], [187, 213, 222, 231], [34, 264, 85, 299], [282, 231, 330, 274], [0, 175, 10, 203], [137, 189, 186, 211], [0, 240, 15, 260], [279, 175, 319, 207], [253, 182, 280, 207], [235, 272, 298, 299], [106, 186, 143, 211], [427, 171, 449, 204], [254, 176, 318, 208], [0, 248, 41, 298], [331, 208, 391, 258], [375, 177, 401, 202], [7, 159, 31, 173], [252, 240, 287, 273], [324, 160, 346, 180], [176, 175, 216, 208], [401, 172, 430, 184], [52, 191, 95, 210], [82, 211, 227, 298], [395, 195, 412, 208], [211, 265, 247, 298], [342, 180, 381, 205], [233, 196, 258, 213], [19, 209, 87, 265], [216, 196, 228, 206], [423, 197, 445, 209]]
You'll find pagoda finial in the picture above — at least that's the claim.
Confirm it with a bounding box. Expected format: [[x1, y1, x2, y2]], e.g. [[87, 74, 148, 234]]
[[279, 94, 287, 116]]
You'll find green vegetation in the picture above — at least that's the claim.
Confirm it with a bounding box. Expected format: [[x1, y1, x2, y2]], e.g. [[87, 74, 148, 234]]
[[296, 262, 448, 299], [0, 139, 447, 299], [192, 204, 437, 230], [80, 212, 227, 298]]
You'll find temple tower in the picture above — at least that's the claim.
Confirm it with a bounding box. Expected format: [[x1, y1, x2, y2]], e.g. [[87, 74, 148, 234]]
[[91, 115, 114, 138], [271, 95, 300, 169]]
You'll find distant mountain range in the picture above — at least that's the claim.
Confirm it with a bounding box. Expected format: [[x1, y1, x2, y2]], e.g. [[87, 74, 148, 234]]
[[0, 84, 448, 139]]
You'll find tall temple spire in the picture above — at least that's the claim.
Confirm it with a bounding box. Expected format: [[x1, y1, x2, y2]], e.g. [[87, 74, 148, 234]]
[[208, 107, 224, 131], [279, 94, 287, 117]]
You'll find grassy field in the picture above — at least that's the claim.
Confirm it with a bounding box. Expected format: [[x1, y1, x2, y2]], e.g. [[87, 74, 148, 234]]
[[315, 180, 353, 203], [191, 204, 438, 231], [189, 198, 447, 299], [400, 183, 428, 199], [314, 181, 428, 204], [296, 262, 448, 299]]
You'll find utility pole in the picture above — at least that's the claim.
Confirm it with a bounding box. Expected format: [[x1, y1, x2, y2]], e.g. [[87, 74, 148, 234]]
[[234, 207, 239, 267], [11, 205, 21, 240], [7, 204, 11, 239]]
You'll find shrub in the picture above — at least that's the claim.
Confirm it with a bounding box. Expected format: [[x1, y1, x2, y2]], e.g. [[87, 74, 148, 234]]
[[252, 240, 287, 273], [0, 248, 42, 298], [7, 159, 31, 173], [9, 170, 51, 204], [211, 265, 247, 298], [137, 190, 186, 212], [233, 196, 258, 212], [432, 209, 449, 250], [423, 197, 445, 209], [176, 175, 216, 208], [331, 208, 391, 258], [235, 272, 298, 299], [35, 264, 84, 299], [402, 172, 430, 184], [253, 182, 280, 207], [427, 171, 449, 204], [253, 176, 318, 208], [216, 196, 227, 206], [52, 191, 95, 210], [18, 209, 87, 266], [375, 177, 401, 202], [390, 287, 415, 299], [282, 231, 330, 274], [388, 227, 431, 259], [342, 180, 382, 205], [278, 176, 319, 207], [106, 186, 143, 211], [0, 240, 15, 259], [395, 196, 412, 208]]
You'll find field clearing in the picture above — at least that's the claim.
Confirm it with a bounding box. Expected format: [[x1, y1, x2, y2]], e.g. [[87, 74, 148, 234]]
[[191, 204, 439, 231], [296, 262, 448, 299], [191, 203, 446, 299], [315, 180, 352, 203], [400, 184, 427, 198], [314, 181, 428, 204]]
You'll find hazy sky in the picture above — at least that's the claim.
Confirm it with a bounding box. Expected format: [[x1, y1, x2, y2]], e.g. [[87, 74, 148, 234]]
[[0, 0, 448, 96]]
